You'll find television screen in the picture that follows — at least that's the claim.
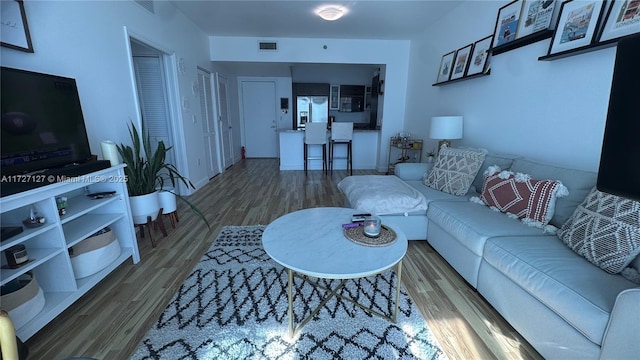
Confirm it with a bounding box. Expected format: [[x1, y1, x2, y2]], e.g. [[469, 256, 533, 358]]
[[1, 67, 93, 176]]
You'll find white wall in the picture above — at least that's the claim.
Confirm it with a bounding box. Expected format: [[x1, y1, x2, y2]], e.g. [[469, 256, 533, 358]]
[[404, 1, 615, 172], [210, 36, 411, 171], [0, 1, 213, 194]]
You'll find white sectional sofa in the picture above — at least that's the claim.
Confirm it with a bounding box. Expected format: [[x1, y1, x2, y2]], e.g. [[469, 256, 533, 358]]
[[338, 152, 640, 359]]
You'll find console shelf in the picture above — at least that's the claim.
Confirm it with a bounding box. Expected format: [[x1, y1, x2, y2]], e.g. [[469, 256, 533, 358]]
[[0, 165, 139, 340]]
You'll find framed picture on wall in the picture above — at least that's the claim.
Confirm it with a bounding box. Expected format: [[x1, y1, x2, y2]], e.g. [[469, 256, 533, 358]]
[[492, 0, 523, 48], [548, 0, 606, 55], [516, 0, 557, 39], [0, 0, 34, 53], [598, 0, 640, 42], [466, 35, 493, 76], [436, 51, 456, 83], [450, 44, 473, 80]]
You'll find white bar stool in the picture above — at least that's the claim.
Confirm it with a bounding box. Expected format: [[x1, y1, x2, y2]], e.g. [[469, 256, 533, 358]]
[[329, 122, 353, 175], [304, 122, 328, 175]]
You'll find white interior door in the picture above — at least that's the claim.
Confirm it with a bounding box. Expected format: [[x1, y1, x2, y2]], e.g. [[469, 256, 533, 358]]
[[240, 80, 277, 158], [216, 73, 233, 168], [198, 68, 220, 178]]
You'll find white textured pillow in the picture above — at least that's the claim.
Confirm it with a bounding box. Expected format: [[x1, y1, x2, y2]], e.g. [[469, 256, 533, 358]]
[[558, 187, 640, 282], [423, 147, 486, 196]]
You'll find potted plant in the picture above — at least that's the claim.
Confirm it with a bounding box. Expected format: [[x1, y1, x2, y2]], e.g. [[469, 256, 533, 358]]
[[116, 122, 209, 228]]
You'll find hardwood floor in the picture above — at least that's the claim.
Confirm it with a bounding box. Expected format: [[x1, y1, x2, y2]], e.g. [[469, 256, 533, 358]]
[[25, 159, 542, 359]]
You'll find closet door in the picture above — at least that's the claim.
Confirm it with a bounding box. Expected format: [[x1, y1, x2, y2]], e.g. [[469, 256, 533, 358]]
[[132, 55, 175, 167]]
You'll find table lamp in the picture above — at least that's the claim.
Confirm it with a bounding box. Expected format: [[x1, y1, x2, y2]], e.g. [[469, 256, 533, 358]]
[[430, 116, 463, 151]]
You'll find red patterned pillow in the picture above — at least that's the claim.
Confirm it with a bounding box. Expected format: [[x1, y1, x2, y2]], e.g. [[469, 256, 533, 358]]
[[479, 166, 568, 226]]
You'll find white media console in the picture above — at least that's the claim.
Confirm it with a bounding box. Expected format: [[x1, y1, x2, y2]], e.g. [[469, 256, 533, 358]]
[[0, 165, 139, 339]]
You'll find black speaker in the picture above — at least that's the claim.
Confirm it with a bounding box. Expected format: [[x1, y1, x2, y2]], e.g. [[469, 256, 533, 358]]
[[596, 34, 640, 201]]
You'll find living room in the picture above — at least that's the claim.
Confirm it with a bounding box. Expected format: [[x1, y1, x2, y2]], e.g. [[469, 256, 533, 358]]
[[1, 1, 634, 359]]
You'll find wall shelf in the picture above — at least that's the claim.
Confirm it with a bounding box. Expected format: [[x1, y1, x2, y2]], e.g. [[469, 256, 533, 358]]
[[491, 30, 553, 56], [432, 69, 491, 86], [538, 40, 617, 61]]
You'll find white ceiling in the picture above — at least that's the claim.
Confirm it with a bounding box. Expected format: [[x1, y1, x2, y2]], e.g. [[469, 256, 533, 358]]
[[169, 0, 461, 40]]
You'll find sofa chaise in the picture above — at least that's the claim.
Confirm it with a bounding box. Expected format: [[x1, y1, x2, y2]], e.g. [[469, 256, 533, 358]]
[[337, 147, 640, 359]]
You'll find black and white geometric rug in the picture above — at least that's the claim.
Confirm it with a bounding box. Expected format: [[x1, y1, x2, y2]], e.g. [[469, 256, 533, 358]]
[[132, 225, 447, 359]]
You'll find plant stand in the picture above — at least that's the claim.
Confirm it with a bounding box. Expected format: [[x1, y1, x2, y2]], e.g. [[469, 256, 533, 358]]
[[135, 208, 167, 247]]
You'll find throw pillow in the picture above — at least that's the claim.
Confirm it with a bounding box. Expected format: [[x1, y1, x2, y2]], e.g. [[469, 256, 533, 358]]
[[476, 166, 569, 227], [558, 187, 640, 280], [424, 147, 486, 196]]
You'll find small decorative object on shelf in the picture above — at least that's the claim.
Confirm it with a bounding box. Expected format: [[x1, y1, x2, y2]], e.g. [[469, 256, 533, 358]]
[[56, 196, 67, 216], [4, 244, 29, 268], [22, 206, 45, 228]]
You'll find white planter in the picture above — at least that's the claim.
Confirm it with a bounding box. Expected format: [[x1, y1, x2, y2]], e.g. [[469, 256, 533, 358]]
[[158, 189, 177, 214], [129, 192, 160, 224]]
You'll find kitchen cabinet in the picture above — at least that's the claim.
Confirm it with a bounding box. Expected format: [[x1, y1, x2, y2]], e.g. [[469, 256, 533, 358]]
[[330, 85, 340, 110], [339, 85, 365, 112], [0, 165, 139, 340]]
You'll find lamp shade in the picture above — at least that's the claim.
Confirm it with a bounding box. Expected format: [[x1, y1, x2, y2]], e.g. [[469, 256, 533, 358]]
[[429, 116, 463, 139]]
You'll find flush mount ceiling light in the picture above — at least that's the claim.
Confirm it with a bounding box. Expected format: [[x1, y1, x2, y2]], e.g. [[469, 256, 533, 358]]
[[315, 5, 347, 21]]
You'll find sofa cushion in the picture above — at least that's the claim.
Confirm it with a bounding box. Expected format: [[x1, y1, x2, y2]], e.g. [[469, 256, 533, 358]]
[[477, 166, 568, 228], [424, 147, 486, 196], [427, 201, 547, 257], [558, 187, 640, 279], [471, 153, 520, 192], [482, 235, 638, 345], [510, 159, 597, 227]]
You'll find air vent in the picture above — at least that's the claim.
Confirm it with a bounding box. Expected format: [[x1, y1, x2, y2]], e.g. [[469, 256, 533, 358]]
[[259, 42, 278, 51], [134, 0, 155, 14]]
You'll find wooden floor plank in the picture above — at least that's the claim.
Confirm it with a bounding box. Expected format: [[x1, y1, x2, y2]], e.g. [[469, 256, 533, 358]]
[[24, 159, 541, 359]]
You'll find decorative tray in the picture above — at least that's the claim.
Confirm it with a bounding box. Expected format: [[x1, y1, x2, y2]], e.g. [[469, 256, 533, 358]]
[[343, 225, 397, 247]]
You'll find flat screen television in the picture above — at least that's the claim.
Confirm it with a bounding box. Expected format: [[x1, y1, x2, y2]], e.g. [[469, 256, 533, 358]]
[[1, 66, 94, 175]]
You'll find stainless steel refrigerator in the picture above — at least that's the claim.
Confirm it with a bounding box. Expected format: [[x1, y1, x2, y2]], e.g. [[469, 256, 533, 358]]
[[296, 96, 328, 128]]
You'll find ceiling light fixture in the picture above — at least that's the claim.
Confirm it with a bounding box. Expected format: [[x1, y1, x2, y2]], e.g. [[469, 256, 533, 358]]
[[315, 5, 347, 21]]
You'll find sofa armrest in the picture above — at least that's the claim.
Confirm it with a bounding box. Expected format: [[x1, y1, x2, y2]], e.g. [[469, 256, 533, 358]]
[[395, 163, 431, 181], [599, 288, 640, 359]]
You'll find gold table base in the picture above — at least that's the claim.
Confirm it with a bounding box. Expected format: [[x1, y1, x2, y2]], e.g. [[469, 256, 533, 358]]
[[287, 260, 403, 338]]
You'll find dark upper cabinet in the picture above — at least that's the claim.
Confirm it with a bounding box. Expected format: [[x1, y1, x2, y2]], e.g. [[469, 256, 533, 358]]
[[339, 85, 365, 112]]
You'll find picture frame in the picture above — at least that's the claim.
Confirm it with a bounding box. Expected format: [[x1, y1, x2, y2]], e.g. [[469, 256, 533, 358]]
[[493, 0, 523, 48], [450, 44, 473, 80], [598, 0, 640, 43], [0, 0, 33, 53], [517, 0, 557, 39], [436, 51, 456, 83], [548, 0, 606, 55], [466, 35, 494, 76]]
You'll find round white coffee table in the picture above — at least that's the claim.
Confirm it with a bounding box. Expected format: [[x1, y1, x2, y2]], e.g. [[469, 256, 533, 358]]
[[262, 207, 408, 337]]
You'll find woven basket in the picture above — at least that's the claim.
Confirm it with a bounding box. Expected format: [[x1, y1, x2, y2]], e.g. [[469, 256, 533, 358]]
[[0, 271, 45, 330], [70, 228, 121, 279]]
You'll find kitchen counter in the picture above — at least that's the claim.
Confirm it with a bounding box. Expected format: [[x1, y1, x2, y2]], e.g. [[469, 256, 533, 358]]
[[279, 129, 379, 171]]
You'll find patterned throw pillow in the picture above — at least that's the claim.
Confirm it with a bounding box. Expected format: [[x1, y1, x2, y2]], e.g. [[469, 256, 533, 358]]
[[558, 187, 640, 278], [478, 166, 569, 226], [424, 147, 486, 196]]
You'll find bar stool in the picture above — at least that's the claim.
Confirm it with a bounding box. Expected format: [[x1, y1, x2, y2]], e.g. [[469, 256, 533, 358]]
[[329, 122, 353, 175], [304, 122, 328, 175]]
